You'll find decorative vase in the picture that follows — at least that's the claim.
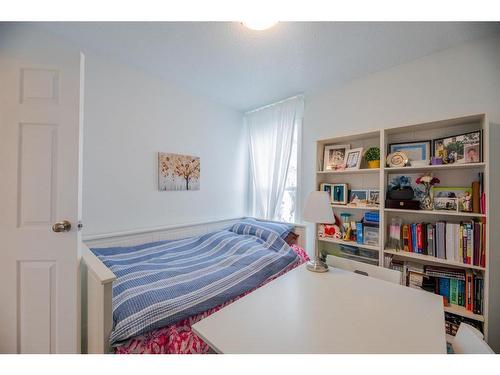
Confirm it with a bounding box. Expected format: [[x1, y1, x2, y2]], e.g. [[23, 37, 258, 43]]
[[421, 185, 433, 210], [367, 160, 380, 169]]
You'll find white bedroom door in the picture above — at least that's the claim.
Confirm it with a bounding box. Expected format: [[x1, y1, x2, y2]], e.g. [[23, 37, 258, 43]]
[[0, 38, 84, 353]]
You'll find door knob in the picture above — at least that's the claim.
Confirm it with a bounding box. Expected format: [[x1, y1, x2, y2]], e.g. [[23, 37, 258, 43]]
[[52, 220, 72, 233]]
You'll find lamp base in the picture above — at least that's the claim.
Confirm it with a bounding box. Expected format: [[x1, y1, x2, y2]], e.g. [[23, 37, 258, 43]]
[[306, 259, 329, 273]]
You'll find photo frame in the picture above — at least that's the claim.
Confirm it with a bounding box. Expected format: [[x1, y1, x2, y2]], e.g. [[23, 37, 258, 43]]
[[368, 189, 380, 205], [320, 183, 334, 203], [388, 140, 431, 162], [433, 130, 482, 164], [332, 183, 348, 205], [323, 144, 350, 171], [432, 187, 472, 212], [348, 189, 368, 205], [433, 197, 458, 212], [344, 147, 363, 170]]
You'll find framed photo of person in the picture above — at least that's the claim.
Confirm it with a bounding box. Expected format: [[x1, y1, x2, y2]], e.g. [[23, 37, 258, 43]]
[[332, 183, 348, 205], [368, 189, 380, 205], [344, 147, 363, 170], [320, 183, 334, 203], [388, 140, 431, 162], [433, 130, 482, 164], [323, 144, 350, 171]]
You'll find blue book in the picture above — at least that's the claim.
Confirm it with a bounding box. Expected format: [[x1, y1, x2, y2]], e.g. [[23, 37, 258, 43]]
[[356, 222, 363, 244], [439, 278, 451, 304]]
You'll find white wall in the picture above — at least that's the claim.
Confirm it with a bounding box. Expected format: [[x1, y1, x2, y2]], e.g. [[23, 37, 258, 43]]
[[82, 53, 247, 236], [301, 35, 500, 239]]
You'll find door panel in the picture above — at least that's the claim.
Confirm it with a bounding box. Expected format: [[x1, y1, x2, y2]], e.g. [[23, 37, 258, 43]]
[[0, 27, 83, 353], [18, 122, 58, 227], [17, 261, 56, 353]]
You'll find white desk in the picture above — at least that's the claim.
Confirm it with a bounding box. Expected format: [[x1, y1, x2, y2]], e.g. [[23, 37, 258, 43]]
[[192, 265, 447, 353]]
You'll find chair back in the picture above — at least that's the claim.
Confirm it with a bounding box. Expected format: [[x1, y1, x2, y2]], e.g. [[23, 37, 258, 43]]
[[326, 255, 402, 285], [453, 323, 494, 354]]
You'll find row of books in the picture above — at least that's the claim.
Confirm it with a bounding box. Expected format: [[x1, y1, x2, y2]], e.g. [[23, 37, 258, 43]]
[[397, 220, 486, 267], [389, 260, 484, 315]]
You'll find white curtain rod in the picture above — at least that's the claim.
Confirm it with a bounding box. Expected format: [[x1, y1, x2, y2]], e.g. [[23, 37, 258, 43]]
[[244, 94, 304, 115]]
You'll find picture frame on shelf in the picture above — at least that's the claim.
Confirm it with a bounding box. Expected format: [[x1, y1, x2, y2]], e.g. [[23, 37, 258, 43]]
[[332, 183, 348, 205], [323, 144, 350, 171], [433, 197, 458, 212], [433, 130, 482, 164], [348, 189, 368, 205], [368, 189, 380, 205], [432, 187, 473, 212], [388, 140, 431, 163], [344, 147, 363, 170], [320, 183, 334, 203]]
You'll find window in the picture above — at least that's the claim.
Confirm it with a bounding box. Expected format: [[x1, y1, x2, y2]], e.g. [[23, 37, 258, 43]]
[[276, 122, 300, 223], [246, 95, 304, 223]]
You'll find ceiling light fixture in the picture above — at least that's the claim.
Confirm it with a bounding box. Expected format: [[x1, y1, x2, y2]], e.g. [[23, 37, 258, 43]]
[[242, 20, 278, 31]]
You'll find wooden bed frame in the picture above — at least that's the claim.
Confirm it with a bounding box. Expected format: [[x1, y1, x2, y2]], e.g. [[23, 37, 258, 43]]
[[80, 217, 306, 354]]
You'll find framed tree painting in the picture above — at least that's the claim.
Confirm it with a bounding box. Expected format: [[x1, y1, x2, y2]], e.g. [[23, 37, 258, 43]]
[[158, 152, 200, 191]]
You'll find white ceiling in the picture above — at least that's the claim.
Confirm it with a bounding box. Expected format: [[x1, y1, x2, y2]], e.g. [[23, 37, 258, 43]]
[[37, 22, 500, 111]]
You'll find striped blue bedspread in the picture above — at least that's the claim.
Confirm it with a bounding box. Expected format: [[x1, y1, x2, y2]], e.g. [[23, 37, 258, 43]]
[[91, 221, 299, 345]]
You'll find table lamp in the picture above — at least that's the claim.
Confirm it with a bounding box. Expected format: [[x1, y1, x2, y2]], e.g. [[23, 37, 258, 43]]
[[303, 191, 335, 272]]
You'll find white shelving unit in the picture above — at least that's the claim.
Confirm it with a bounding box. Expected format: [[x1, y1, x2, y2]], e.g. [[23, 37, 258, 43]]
[[314, 114, 499, 350]]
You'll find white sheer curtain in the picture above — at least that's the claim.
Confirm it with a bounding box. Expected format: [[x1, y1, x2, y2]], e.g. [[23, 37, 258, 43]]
[[246, 95, 304, 221]]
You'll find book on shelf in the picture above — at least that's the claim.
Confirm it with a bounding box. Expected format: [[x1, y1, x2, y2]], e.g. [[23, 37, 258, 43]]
[[432, 268, 483, 315], [386, 258, 485, 316], [391, 219, 486, 268]]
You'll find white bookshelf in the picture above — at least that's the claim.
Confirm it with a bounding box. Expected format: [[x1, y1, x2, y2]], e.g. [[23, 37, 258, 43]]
[[315, 114, 499, 350]]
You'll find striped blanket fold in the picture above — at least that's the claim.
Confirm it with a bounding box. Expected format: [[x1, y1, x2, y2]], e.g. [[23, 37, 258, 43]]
[[91, 223, 299, 345]]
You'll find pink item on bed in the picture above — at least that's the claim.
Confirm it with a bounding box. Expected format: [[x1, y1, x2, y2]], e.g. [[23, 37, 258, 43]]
[[115, 244, 310, 354]]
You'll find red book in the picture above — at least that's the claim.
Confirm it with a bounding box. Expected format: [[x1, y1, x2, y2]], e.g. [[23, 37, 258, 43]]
[[466, 271, 474, 311], [481, 192, 486, 214], [417, 223, 423, 253]]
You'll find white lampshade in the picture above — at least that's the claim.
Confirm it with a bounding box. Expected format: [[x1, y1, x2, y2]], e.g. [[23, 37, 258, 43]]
[[303, 191, 335, 224]]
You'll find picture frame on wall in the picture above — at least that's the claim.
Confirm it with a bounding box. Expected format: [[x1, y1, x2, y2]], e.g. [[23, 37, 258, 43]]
[[158, 152, 200, 191], [323, 144, 350, 171], [388, 140, 431, 162], [433, 130, 482, 164], [344, 147, 363, 170], [332, 183, 348, 205]]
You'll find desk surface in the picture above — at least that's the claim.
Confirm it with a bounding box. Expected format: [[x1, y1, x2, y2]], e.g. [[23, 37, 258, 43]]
[[192, 265, 447, 354]]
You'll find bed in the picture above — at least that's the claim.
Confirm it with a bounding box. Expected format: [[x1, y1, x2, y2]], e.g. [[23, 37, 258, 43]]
[[80, 217, 307, 354]]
